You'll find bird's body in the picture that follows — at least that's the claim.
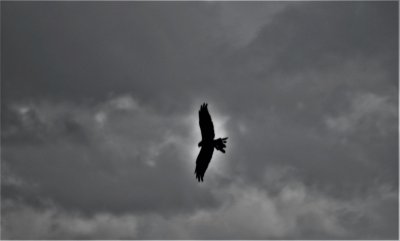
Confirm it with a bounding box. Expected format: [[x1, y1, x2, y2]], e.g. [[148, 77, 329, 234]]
[[195, 103, 228, 182]]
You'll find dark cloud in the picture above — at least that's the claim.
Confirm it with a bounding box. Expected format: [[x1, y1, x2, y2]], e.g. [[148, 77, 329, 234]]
[[1, 2, 224, 113], [215, 2, 398, 197], [1, 1, 398, 239], [2, 98, 220, 217]]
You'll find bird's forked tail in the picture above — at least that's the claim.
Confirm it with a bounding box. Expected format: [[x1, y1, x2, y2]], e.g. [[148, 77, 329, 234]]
[[214, 137, 228, 153]]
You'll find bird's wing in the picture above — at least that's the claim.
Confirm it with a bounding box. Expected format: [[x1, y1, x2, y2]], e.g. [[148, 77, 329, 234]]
[[195, 145, 214, 182], [199, 103, 215, 141]]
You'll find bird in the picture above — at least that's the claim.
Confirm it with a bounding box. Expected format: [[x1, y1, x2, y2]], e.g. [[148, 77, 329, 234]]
[[195, 103, 228, 182]]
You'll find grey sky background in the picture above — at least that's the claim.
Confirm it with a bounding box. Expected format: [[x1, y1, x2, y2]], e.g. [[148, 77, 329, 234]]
[[1, 2, 398, 239]]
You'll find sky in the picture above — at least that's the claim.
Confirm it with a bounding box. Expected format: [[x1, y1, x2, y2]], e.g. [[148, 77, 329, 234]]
[[1, 1, 398, 239]]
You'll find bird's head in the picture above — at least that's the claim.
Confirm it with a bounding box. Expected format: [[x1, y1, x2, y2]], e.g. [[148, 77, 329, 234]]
[[198, 141, 203, 147]]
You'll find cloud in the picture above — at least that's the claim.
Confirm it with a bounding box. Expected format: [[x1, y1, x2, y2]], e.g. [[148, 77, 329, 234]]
[[216, 2, 289, 47], [3, 94, 396, 239], [209, 2, 398, 199], [2, 178, 397, 239], [1, 1, 398, 239], [2, 201, 139, 239], [325, 92, 397, 135], [2, 96, 220, 216]]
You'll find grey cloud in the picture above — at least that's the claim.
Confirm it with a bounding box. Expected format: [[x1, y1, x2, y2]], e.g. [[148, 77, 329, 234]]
[[2, 97, 220, 216], [216, 2, 397, 105], [3, 179, 397, 239], [325, 92, 397, 135], [213, 2, 398, 195], [1, 1, 398, 239], [2, 201, 139, 239], [1, 2, 225, 112], [215, 2, 289, 47]]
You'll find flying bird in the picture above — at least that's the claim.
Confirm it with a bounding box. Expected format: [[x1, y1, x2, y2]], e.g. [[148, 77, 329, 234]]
[[195, 103, 228, 182]]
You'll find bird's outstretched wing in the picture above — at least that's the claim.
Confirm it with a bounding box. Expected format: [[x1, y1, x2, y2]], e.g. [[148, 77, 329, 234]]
[[195, 145, 214, 182], [199, 103, 214, 141]]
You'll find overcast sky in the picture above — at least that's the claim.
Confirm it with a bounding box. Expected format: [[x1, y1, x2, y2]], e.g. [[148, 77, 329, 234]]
[[1, 1, 398, 239]]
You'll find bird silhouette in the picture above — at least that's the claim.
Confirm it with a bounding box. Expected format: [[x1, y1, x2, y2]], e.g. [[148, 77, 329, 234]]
[[195, 103, 228, 182]]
